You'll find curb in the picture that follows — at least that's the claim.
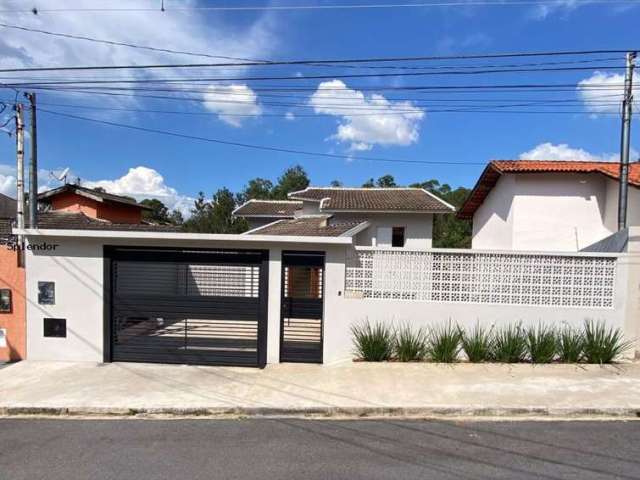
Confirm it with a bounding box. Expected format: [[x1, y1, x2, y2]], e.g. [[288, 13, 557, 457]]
[[1, 406, 639, 419]]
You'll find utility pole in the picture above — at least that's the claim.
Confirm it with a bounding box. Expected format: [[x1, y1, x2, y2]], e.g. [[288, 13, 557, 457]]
[[15, 102, 25, 231], [26, 92, 37, 229], [617, 51, 637, 231]]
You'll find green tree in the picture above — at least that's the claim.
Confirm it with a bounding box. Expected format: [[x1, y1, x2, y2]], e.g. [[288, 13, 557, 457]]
[[183, 189, 247, 233], [411, 179, 471, 248], [376, 174, 397, 188], [330, 179, 343, 187], [238, 178, 274, 204], [362, 178, 375, 188], [140, 198, 170, 224], [271, 165, 310, 199]]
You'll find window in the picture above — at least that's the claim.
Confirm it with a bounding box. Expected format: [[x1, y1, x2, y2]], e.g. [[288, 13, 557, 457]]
[[38, 281, 55, 305], [44, 318, 66, 338], [0, 289, 11, 313], [392, 227, 406, 248]]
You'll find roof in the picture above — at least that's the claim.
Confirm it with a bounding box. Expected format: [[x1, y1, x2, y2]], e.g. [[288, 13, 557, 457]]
[[23, 212, 180, 232], [247, 216, 368, 237], [38, 184, 151, 210], [232, 199, 302, 218], [288, 187, 454, 213], [0, 193, 16, 218], [457, 160, 640, 220]]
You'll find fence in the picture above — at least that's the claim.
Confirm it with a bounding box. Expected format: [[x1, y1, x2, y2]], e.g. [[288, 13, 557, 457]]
[[345, 248, 618, 309]]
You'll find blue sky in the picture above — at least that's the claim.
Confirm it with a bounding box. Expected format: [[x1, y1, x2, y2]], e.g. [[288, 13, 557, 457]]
[[0, 0, 638, 214]]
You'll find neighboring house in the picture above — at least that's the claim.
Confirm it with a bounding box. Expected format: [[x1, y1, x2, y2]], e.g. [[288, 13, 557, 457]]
[[458, 160, 640, 252], [235, 187, 455, 249], [232, 200, 302, 230], [1, 186, 173, 363], [38, 184, 152, 224], [0, 193, 25, 362]]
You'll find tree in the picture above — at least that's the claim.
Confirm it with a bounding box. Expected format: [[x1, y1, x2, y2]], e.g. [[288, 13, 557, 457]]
[[376, 174, 397, 188], [182, 189, 247, 234], [411, 179, 471, 248], [329, 179, 343, 187], [271, 165, 310, 199], [140, 198, 170, 224], [362, 178, 375, 188], [238, 178, 273, 204]]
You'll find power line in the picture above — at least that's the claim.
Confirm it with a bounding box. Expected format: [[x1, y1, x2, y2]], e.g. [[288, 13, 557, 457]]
[[0, 22, 624, 73], [3, 0, 639, 13], [0, 49, 634, 73], [38, 108, 488, 165]]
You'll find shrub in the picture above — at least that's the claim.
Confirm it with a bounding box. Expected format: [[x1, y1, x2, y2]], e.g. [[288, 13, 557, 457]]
[[526, 324, 557, 364], [460, 323, 493, 362], [582, 320, 633, 364], [492, 324, 527, 363], [557, 327, 584, 363], [427, 321, 462, 363], [351, 320, 395, 362], [394, 324, 428, 362]]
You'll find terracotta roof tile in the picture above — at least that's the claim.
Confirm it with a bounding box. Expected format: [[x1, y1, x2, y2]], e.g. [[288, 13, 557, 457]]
[[38, 184, 151, 210], [24, 212, 180, 232], [458, 160, 640, 219], [288, 188, 453, 212], [233, 200, 301, 217]]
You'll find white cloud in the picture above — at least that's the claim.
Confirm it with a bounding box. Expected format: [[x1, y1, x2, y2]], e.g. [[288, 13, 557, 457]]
[[519, 142, 639, 162], [203, 84, 262, 127], [0, 0, 277, 125], [530, 0, 582, 19], [309, 79, 425, 151], [577, 71, 639, 114], [0, 173, 15, 196], [84, 166, 194, 217], [285, 112, 296, 121]]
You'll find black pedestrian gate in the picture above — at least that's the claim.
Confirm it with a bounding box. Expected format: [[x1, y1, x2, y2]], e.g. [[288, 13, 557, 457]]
[[104, 247, 269, 367], [280, 251, 325, 363]]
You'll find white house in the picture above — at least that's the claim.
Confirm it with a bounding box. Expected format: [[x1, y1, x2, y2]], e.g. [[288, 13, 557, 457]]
[[234, 187, 456, 250], [458, 160, 640, 252]]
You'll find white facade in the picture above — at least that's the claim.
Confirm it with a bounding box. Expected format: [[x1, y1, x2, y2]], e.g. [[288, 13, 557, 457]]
[[472, 172, 637, 252], [21, 229, 640, 365]]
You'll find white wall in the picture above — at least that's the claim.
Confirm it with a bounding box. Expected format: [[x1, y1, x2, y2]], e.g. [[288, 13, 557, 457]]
[[472, 175, 515, 250], [321, 248, 635, 364], [472, 173, 618, 252], [334, 212, 434, 249], [26, 238, 105, 362], [24, 236, 344, 364]]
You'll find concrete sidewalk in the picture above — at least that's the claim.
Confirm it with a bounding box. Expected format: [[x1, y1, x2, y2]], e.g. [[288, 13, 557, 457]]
[[1, 361, 639, 418]]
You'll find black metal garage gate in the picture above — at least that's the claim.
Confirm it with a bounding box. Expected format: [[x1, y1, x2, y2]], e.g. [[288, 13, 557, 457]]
[[280, 251, 325, 363], [104, 247, 269, 367]]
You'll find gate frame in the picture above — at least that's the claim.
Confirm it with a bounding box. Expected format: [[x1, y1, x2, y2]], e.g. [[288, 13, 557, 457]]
[[103, 245, 270, 368], [279, 250, 326, 364]]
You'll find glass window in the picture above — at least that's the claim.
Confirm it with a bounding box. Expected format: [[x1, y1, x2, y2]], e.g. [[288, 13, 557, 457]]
[[392, 227, 406, 248], [38, 281, 55, 305], [0, 289, 11, 313], [44, 318, 66, 338]]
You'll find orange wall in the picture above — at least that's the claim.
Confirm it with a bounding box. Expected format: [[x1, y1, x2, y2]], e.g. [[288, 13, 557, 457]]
[[0, 246, 25, 361], [50, 192, 142, 224]]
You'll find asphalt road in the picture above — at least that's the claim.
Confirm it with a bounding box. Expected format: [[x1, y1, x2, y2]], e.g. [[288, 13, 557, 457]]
[[1, 418, 639, 480]]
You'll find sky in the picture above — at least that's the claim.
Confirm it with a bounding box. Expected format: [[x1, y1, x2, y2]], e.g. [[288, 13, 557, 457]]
[[0, 0, 638, 216]]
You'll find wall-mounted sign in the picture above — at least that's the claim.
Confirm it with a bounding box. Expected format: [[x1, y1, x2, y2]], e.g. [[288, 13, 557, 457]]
[[38, 282, 55, 305], [0, 328, 6, 348]]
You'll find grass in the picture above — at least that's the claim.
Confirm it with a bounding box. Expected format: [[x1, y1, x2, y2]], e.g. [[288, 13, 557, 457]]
[[460, 323, 493, 362], [557, 327, 584, 363], [394, 323, 428, 362], [526, 324, 557, 364], [582, 319, 633, 364], [351, 320, 395, 362], [427, 321, 462, 363], [492, 324, 527, 363]]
